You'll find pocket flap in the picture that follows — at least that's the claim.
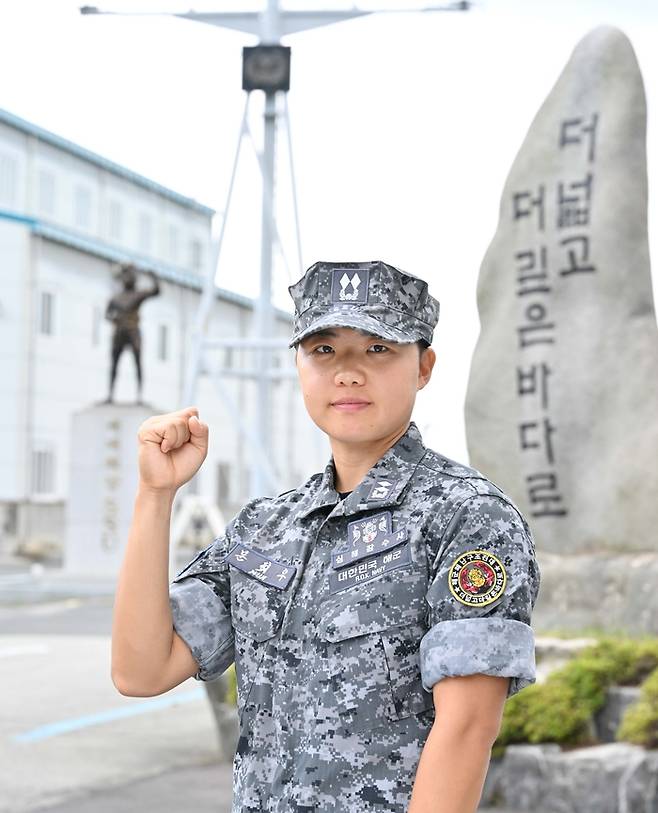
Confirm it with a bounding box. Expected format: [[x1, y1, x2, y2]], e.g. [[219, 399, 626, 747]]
[[318, 593, 405, 642], [229, 547, 299, 643]]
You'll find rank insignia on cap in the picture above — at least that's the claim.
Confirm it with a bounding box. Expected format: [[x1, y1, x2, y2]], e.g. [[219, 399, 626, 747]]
[[330, 268, 369, 304], [447, 549, 506, 607]]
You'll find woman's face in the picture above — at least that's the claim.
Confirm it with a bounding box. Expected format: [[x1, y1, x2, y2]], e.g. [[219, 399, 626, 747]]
[[294, 326, 435, 445]]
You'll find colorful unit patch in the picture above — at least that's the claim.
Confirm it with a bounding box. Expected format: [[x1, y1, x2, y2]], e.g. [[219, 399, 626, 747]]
[[448, 549, 507, 607]]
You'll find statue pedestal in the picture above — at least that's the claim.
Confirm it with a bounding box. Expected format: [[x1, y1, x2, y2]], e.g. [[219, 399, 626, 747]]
[[64, 402, 166, 577]]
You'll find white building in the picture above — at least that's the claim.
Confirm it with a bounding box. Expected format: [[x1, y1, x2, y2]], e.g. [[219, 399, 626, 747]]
[[0, 107, 327, 559]]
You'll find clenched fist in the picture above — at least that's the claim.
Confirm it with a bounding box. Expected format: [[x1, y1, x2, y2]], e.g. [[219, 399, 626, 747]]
[[137, 406, 208, 494]]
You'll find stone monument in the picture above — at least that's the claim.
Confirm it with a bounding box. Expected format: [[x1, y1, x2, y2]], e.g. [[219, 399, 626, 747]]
[[464, 27, 658, 632], [64, 402, 162, 577]]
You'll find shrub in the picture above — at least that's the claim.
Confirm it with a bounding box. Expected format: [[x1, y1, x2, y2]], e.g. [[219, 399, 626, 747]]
[[617, 666, 658, 748], [494, 635, 658, 752]]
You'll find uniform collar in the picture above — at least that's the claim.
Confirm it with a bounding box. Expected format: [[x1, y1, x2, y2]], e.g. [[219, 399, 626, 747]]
[[298, 420, 428, 520]]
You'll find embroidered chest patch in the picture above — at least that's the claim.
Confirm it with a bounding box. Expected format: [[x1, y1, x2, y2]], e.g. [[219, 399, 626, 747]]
[[332, 510, 408, 568], [448, 549, 507, 607], [328, 542, 412, 594], [225, 542, 297, 590]]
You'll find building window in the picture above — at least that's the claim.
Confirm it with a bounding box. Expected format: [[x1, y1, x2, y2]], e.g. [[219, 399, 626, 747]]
[[74, 185, 92, 230], [92, 304, 102, 346], [217, 462, 231, 503], [138, 213, 152, 253], [108, 199, 122, 240], [157, 323, 168, 361], [190, 239, 203, 271], [39, 291, 55, 335], [168, 225, 179, 263], [0, 153, 17, 206], [31, 447, 55, 495], [38, 169, 56, 216]]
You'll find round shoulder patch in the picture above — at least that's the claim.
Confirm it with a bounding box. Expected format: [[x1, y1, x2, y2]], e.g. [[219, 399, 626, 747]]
[[448, 549, 507, 607]]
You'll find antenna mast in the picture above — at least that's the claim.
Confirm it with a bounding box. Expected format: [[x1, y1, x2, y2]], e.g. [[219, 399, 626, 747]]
[[81, 1, 471, 497]]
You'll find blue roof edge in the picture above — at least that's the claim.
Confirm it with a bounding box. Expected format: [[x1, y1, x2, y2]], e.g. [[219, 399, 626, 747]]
[[0, 208, 293, 323], [0, 107, 215, 217]]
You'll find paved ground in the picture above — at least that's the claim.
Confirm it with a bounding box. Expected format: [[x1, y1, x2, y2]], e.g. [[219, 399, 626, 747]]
[[31, 763, 234, 812], [31, 763, 519, 813], [0, 558, 525, 812], [0, 585, 233, 813]]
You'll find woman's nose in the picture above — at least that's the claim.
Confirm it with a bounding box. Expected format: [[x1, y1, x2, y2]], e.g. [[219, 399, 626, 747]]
[[334, 365, 365, 386]]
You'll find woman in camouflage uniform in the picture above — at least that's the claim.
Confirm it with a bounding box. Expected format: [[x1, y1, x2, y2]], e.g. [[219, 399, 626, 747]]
[[112, 260, 540, 812]]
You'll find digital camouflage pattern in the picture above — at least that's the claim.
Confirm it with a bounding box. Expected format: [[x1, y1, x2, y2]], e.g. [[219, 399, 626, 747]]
[[287, 260, 441, 348], [169, 421, 540, 812]]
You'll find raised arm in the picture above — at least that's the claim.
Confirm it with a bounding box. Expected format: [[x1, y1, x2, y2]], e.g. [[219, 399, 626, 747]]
[[144, 269, 160, 298], [111, 406, 208, 697]]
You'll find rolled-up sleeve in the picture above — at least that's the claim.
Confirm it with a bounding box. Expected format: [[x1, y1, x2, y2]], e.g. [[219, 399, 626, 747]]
[[419, 493, 541, 698], [169, 532, 235, 682]]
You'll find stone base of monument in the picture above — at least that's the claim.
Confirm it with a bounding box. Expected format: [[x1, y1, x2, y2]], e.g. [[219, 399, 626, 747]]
[[481, 743, 658, 813], [533, 552, 658, 635], [64, 401, 167, 577]]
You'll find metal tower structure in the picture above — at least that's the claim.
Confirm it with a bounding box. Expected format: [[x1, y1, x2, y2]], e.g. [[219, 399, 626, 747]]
[[81, 1, 471, 499]]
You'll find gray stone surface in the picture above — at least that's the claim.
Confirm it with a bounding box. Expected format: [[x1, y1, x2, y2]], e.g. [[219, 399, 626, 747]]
[[64, 402, 165, 577], [534, 632, 597, 681], [534, 550, 658, 634], [486, 743, 658, 813], [594, 686, 642, 744], [465, 26, 658, 571]]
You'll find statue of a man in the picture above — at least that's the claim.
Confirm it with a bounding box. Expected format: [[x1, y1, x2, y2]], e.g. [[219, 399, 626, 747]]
[[103, 263, 160, 404]]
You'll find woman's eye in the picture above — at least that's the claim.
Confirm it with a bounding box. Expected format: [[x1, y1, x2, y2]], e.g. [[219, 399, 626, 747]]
[[369, 344, 389, 353], [312, 345, 333, 354]]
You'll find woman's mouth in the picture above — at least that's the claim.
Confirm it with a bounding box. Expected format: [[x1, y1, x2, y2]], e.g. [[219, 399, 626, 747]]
[[331, 399, 371, 412]]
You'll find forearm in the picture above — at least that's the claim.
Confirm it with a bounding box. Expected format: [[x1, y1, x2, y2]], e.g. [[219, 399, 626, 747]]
[[111, 485, 176, 694], [407, 722, 494, 813]]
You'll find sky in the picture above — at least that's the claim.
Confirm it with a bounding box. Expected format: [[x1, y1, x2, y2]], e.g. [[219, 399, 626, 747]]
[[2, 0, 657, 463]]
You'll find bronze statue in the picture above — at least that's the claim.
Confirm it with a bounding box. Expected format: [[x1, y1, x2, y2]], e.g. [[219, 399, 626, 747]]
[[103, 263, 160, 404]]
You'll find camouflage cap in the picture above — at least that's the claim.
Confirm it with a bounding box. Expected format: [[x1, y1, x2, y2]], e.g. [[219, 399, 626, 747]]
[[287, 260, 440, 348]]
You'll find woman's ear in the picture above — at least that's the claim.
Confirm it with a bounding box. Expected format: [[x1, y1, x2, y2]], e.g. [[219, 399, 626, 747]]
[[418, 346, 436, 390]]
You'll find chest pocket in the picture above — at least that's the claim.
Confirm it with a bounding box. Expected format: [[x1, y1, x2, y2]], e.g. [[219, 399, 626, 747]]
[[227, 543, 299, 643], [317, 552, 434, 730], [228, 544, 300, 720]]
